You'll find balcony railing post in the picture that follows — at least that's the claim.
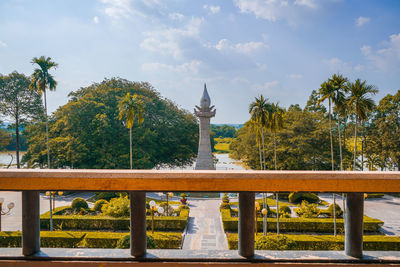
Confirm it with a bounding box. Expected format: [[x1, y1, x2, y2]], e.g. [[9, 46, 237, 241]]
[[22, 191, 40, 256], [238, 192, 255, 258], [345, 192, 364, 258], [130, 191, 146, 257]]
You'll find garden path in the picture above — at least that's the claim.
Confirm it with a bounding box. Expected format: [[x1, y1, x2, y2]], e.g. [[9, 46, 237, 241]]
[[182, 198, 228, 250]]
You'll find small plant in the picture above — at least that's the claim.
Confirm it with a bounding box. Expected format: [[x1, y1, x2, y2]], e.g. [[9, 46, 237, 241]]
[[295, 200, 320, 218], [101, 196, 130, 217], [255, 235, 296, 250], [327, 203, 343, 218], [180, 193, 187, 205], [71, 197, 89, 211], [93, 199, 108, 212]]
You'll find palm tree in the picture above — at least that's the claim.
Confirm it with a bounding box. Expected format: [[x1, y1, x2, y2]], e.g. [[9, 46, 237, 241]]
[[329, 74, 348, 171], [248, 120, 263, 170], [347, 79, 378, 170], [30, 56, 58, 168], [268, 102, 284, 235], [118, 93, 145, 169], [317, 80, 338, 236], [249, 95, 271, 236], [249, 95, 271, 170]]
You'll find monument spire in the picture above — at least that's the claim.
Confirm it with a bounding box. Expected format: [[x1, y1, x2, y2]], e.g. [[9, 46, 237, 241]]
[[194, 83, 216, 170]]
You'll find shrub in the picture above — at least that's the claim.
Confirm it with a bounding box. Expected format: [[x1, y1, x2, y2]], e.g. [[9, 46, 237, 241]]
[[159, 202, 174, 216], [255, 235, 296, 250], [327, 203, 343, 218], [366, 193, 384, 199], [289, 193, 319, 204], [222, 196, 230, 203], [93, 199, 108, 212], [179, 204, 189, 210], [295, 201, 320, 218], [95, 192, 119, 201], [220, 203, 231, 210], [71, 198, 88, 211], [116, 235, 156, 249], [180, 193, 187, 205], [101, 196, 129, 217], [279, 205, 291, 215]]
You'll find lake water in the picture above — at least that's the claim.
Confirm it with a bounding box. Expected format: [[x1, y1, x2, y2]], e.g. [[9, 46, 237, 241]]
[[0, 151, 25, 168]]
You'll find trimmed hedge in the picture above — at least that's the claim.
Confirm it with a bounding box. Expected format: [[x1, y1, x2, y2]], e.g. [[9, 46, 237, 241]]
[[0, 231, 182, 249], [226, 233, 400, 251], [221, 208, 383, 233], [41, 206, 189, 231]]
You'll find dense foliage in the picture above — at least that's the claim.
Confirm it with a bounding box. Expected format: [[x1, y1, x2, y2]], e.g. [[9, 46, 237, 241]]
[[22, 78, 198, 169], [211, 124, 236, 138]]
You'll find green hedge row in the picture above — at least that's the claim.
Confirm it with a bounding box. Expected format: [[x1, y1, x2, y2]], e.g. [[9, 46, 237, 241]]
[[221, 209, 383, 233], [41, 207, 189, 231], [226, 233, 400, 251], [0, 231, 182, 249]]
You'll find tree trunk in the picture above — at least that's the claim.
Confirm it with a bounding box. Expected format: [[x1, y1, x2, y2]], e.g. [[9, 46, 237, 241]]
[[338, 115, 343, 171], [44, 89, 50, 169], [261, 127, 266, 170], [274, 132, 277, 170], [130, 127, 133, 169], [353, 117, 358, 170], [258, 136, 262, 170], [15, 105, 20, 169], [329, 99, 334, 171]]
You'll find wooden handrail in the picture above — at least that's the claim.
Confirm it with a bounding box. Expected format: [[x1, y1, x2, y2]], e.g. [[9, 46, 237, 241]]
[[0, 169, 399, 192]]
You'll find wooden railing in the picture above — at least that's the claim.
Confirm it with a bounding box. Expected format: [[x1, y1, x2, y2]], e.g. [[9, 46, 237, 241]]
[[0, 169, 400, 263]]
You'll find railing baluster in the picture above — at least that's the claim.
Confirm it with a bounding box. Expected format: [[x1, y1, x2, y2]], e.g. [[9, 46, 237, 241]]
[[345, 192, 364, 258], [238, 192, 255, 258], [22, 191, 40, 256], [130, 191, 147, 257]]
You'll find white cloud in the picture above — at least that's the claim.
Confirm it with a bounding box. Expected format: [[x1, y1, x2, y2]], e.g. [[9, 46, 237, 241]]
[[258, 80, 279, 90], [141, 60, 202, 73], [324, 57, 353, 74], [288, 73, 303, 79], [294, 0, 317, 9], [100, 0, 134, 20], [361, 33, 400, 71], [232, 77, 251, 84], [168, 12, 184, 21], [356, 16, 370, 27], [234, 0, 319, 23], [203, 4, 221, 14], [140, 17, 204, 59], [0, 40, 7, 47], [93, 16, 100, 24], [214, 39, 267, 53]]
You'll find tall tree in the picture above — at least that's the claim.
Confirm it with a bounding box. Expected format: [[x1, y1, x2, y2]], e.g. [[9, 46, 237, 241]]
[[329, 74, 348, 171], [347, 79, 378, 170], [249, 95, 271, 170], [29, 56, 58, 168], [0, 72, 43, 168], [118, 93, 145, 169]]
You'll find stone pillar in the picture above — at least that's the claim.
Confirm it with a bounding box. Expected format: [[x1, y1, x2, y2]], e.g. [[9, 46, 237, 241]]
[[194, 84, 216, 170], [345, 192, 364, 258]]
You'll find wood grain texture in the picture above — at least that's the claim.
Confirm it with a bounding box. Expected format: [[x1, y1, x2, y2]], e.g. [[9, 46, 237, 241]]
[[0, 170, 399, 192]]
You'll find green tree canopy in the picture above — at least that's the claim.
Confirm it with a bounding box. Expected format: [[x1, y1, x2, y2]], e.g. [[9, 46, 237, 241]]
[[22, 78, 198, 169]]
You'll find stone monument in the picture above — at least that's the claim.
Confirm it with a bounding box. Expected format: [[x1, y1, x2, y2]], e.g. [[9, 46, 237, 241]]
[[194, 83, 216, 170]]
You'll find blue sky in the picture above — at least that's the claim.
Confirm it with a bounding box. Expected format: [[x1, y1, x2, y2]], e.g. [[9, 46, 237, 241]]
[[1, 0, 400, 123]]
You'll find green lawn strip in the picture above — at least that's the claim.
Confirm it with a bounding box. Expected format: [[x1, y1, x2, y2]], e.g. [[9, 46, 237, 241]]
[[41, 207, 189, 231], [226, 233, 400, 250], [0, 231, 181, 249], [230, 198, 290, 207], [221, 209, 383, 233], [146, 197, 180, 205]]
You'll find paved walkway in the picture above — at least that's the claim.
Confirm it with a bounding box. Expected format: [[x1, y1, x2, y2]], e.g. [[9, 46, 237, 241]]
[[0, 191, 95, 231], [182, 199, 228, 250], [319, 193, 400, 236]]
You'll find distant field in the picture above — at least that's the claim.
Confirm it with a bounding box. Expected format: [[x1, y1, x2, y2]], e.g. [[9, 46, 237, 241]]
[[214, 137, 233, 153]]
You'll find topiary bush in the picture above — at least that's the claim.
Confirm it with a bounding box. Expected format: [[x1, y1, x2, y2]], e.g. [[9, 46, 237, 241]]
[[116, 234, 155, 249], [222, 195, 230, 203], [95, 192, 119, 201], [179, 204, 189, 210], [220, 203, 231, 210], [101, 196, 129, 217], [295, 201, 320, 218], [93, 199, 108, 212], [327, 203, 343, 218], [279, 205, 291, 215], [289, 192, 320, 204], [71, 198, 88, 211], [180, 193, 187, 205], [255, 235, 296, 250]]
